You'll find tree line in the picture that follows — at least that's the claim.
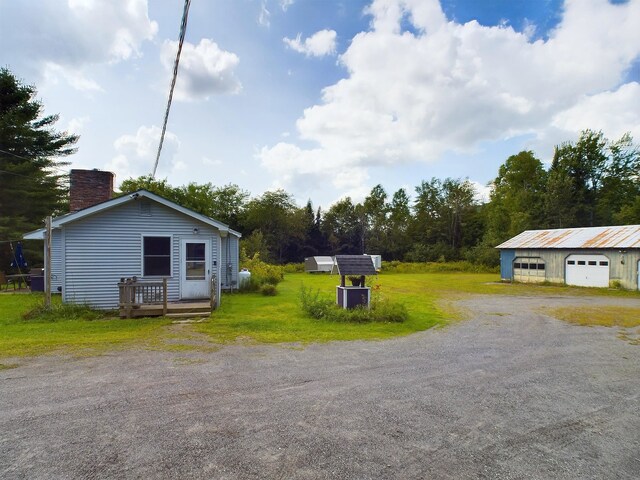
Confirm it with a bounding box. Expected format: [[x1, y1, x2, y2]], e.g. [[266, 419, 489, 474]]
[[120, 128, 639, 266], [2, 67, 639, 270]]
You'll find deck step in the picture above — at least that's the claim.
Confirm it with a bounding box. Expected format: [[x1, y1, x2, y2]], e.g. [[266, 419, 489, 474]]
[[171, 318, 209, 324], [166, 312, 211, 319]]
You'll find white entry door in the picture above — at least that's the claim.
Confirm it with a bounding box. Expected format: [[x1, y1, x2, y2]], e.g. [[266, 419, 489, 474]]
[[181, 239, 210, 299], [565, 254, 610, 288]]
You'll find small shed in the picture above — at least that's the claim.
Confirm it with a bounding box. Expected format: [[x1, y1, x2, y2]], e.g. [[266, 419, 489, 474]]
[[333, 255, 377, 309], [496, 225, 640, 289], [304, 256, 335, 273], [366, 254, 382, 271]]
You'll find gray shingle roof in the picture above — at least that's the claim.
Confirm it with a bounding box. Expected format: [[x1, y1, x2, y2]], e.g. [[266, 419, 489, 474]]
[[334, 255, 377, 276]]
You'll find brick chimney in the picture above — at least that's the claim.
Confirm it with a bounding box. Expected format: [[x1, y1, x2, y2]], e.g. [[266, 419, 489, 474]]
[[69, 169, 114, 212]]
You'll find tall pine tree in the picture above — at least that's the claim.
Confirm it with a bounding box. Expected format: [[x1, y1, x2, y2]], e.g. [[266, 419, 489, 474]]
[[0, 68, 78, 268]]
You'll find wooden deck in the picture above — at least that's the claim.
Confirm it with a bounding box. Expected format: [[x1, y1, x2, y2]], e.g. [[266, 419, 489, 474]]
[[118, 276, 217, 318]]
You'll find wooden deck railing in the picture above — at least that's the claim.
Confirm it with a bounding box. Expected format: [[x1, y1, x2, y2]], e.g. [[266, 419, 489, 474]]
[[118, 277, 167, 318]]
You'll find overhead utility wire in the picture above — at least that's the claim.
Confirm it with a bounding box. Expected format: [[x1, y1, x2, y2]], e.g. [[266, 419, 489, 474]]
[[0, 148, 70, 174], [0, 168, 37, 180], [151, 0, 191, 178]]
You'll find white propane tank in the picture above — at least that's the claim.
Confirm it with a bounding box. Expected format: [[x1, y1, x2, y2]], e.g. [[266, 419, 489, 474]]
[[238, 268, 251, 288]]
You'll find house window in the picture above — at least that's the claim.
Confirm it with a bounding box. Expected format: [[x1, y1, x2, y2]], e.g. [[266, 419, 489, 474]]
[[143, 236, 171, 276]]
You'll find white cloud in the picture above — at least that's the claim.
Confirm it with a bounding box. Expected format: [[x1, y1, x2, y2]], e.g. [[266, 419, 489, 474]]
[[258, 1, 271, 27], [260, 0, 640, 200], [161, 39, 242, 101], [551, 82, 640, 142], [284, 30, 338, 57], [280, 0, 295, 12], [2, 0, 157, 90], [42, 63, 104, 93], [66, 116, 90, 135], [106, 125, 181, 181], [202, 156, 223, 166], [470, 181, 492, 204]]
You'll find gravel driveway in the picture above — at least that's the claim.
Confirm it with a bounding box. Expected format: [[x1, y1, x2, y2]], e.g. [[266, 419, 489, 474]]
[[1, 294, 639, 479]]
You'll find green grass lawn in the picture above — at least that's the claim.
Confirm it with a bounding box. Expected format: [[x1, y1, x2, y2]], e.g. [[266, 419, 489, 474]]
[[1, 271, 638, 359], [0, 294, 171, 359], [194, 273, 452, 344]]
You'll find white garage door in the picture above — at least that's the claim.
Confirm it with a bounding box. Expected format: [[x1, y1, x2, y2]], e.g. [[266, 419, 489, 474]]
[[565, 254, 610, 288], [513, 257, 546, 283]]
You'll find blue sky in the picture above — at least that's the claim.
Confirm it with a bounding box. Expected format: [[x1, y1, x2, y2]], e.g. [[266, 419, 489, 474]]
[[1, 0, 639, 208]]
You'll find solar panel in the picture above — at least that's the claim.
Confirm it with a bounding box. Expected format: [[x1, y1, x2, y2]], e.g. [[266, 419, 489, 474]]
[[333, 255, 377, 276]]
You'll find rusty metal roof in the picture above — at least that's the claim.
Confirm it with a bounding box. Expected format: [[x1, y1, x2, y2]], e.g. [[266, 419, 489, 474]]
[[496, 225, 640, 250]]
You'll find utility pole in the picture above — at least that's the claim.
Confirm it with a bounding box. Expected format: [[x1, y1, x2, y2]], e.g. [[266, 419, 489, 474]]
[[45, 215, 52, 308]]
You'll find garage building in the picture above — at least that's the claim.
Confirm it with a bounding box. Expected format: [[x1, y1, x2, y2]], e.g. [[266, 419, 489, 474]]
[[496, 225, 640, 290]]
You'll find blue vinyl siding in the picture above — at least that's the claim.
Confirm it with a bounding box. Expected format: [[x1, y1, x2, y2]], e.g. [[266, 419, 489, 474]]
[[61, 200, 223, 309], [51, 230, 63, 292], [220, 235, 239, 289], [500, 249, 515, 280]]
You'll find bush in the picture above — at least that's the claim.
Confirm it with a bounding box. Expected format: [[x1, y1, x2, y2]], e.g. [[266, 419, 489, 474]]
[[299, 285, 408, 323], [609, 280, 623, 290], [299, 285, 334, 319], [404, 242, 457, 263], [238, 276, 261, 293], [381, 260, 498, 274], [260, 283, 278, 296], [283, 263, 304, 273], [463, 245, 500, 267], [23, 302, 109, 322], [239, 249, 285, 292]]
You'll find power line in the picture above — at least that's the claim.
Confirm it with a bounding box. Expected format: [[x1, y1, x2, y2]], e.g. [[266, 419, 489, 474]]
[[152, 0, 191, 179], [0, 168, 35, 179], [0, 148, 70, 174]]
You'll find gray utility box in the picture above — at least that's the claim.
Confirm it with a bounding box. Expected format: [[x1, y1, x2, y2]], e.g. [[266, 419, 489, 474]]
[[336, 286, 371, 309]]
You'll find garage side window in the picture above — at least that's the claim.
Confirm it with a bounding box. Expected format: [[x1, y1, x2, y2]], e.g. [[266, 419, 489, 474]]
[[143, 236, 171, 276]]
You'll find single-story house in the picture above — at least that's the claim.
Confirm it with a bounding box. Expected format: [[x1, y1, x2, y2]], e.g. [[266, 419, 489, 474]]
[[24, 188, 241, 309], [496, 225, 640, 289], [304, 256, 335, 273]]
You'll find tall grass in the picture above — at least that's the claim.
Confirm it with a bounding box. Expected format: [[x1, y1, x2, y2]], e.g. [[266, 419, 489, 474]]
[[299, 285, 408, 323], [382, 260, 499, 274], [23, 301, 111, 322]]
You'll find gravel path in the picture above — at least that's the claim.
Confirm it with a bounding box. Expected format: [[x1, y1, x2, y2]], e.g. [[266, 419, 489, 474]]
[[1, 294, 639, 479]]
